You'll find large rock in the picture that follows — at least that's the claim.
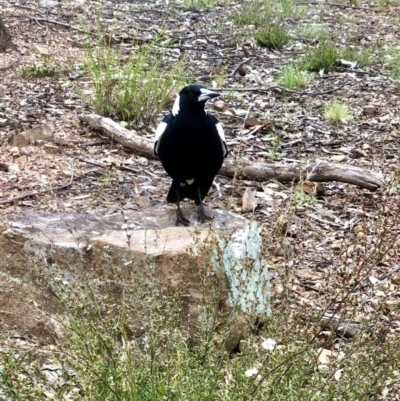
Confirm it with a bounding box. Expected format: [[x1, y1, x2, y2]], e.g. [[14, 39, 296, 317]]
[[0, 206, 270, 342]]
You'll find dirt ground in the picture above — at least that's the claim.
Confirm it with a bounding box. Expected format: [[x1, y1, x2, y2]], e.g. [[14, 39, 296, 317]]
[[1, 0, 400, 380]]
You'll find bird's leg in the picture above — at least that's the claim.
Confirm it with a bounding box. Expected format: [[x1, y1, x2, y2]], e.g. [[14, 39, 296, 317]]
[[196, 187, 213, 223], [175, 189, 190, 226]]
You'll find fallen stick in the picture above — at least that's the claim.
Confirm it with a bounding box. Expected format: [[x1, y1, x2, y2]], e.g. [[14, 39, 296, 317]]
[[0, 160, 75, 205]]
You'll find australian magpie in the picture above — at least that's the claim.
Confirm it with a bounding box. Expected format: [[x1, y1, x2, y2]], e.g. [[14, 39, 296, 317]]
[[154, 84, 228, 226]]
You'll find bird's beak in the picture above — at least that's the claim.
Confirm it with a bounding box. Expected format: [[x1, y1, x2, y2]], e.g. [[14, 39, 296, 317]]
[[198, 88, 220, 102]]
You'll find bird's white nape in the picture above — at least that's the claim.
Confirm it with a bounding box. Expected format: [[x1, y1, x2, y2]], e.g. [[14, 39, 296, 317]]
[[172, 94, 180, 116]]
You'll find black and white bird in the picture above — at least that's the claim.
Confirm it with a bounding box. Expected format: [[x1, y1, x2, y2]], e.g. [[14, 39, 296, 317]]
[[154, 84, 228, 226]]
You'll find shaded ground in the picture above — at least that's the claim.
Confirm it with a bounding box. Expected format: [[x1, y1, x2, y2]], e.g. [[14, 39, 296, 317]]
[[1, 0, 400, 394]]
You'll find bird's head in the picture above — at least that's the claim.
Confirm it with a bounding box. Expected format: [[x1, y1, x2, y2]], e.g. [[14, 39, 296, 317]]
[[172, 84, 220, 115]]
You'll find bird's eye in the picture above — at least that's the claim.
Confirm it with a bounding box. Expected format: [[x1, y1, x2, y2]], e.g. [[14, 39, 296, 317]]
[[188, 91, 194, 97]]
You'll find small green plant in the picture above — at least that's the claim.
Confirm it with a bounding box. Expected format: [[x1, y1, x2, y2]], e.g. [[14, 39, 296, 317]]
[[276, 65, 312, 89], [21, 55, 56, 77], [374, 0, 389, 12], [302, 39, 340, 72], [83, 34, 188, 126], [255, 25, 289, 50], [233, 0, 302, 27], [264, 131, 286, 160], [324, 99, 353, 123], [22, 63, 51, 77], [384, 47, 400, 82], [341, 47, 372, 68], [298, 23, 326, 40], [233, 5, 269, 26], [181, 0, 222, 9], [291, 187, 316, 207], [214, 68, 227, 88]]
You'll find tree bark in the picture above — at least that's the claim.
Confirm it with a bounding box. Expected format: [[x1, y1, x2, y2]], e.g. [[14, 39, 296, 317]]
[[78, 113, 385, 190]]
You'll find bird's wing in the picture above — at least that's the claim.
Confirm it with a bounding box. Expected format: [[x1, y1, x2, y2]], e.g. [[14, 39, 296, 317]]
[[209, 115, 228, 158], [154, 114, 173, 155]]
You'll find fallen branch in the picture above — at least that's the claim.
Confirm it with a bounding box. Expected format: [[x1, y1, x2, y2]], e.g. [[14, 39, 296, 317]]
[[78, 113, 385, 190], [78, 113, 154, 159], [219, 159, 384, 191]]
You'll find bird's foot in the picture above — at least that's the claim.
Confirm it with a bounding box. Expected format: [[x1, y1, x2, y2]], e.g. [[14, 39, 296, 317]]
[[176, 209, 190, 226], [197, 205, 213, 224]]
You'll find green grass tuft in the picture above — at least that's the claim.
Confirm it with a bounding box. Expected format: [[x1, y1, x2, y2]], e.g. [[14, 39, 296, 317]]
[[302, 39, 340, 72], [255, 25, 289, 50], [324, 99, 353, 123], [83, 34, 188, 126], [276, 65, 312, 89], [298, 23, 326, 40]]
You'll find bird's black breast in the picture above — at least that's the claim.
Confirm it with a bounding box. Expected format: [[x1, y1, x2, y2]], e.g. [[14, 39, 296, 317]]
[[157, 113, 224, 183]]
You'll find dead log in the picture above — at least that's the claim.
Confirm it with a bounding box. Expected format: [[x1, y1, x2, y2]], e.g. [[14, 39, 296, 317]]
[[220, 159, 384, 191], [78, 113, 385, 190], [79, 113, 154, 159]]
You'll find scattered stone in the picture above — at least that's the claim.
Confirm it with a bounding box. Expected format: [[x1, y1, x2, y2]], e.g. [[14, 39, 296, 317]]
[[224, 314, 247, 354], [43, 143, 61, 154], [391, 274, 400, 285], [39, 0, 60, 7], [301, 181, 325, 196], [363, 105, 377, 115], [330, 154, 347, 162], [9, 146, 20, 157], [242, 188, 258, 212], [33, 44, 50, 56], [213, 100, 227, 112], [238, 66, 247, 76], [10, 124, 53, 146], [330, 239, 343, 250], [353, 225, 364, 235]]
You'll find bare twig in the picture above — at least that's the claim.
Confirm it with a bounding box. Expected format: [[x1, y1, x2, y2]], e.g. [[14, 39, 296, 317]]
[[231, 57, 253, 76], [305, 82, 349, 96], [172, 33, 225, 42], [296, 1, 378, 11], [0, 61, 17, 72], [78, 157, 140, 174], [0, 160, 75, 205], [13, 4, 45, 14], [25, 17, 87, 34], [42, 139, 109, 147], [216, 82, 349, 96]]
